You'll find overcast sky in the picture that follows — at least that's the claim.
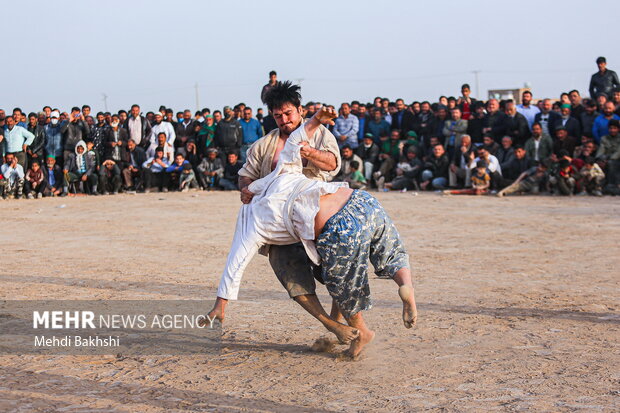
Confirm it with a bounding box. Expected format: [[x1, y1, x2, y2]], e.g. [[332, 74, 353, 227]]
[[3, 0, 618, 114]]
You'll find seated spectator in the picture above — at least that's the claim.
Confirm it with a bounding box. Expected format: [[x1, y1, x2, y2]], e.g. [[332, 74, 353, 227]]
[[596, 118, 620, 194], [482, 134, 500, 156], [1, 153, 25, 199], [448, 134, 474, 188], [197, 148, 224, 190], [99, 159, 121, 195], [444, 159, 490, 195], [63, 140, 98, 195], [24, 159, 46, 199], [504, 101, 530, 146], [166, 153, 192, 191], [549, 159, 577, 195], [573, 137, 597, 162], [592, 102, 620, 144], [43, 155, 63, 197], [558, 104, 581, 138], [577, 157, 605, 196], [220, 152, 243, 190], [356, 133, 379, 183], [553, 126, 578, 158], [147, 132, 174, 164], [420, 144, 449, 190], [122, 139, 146, 192], [525, 122, 554, 162], [26, 112, 46, 167], [497, 161, 549, 197], [442, 107, 468, 161], [179, 162, 199, 192], [335, 145, 363, 182], [385, 148, 423, 191], [502, 145, 534, 183], [373, 130, 402, 186], [580, 100, 599, 139], [468, 145, 502, 191], [496, 136, 516, 174], [142, 146, 171, 193], [343, 160, 367, 190]]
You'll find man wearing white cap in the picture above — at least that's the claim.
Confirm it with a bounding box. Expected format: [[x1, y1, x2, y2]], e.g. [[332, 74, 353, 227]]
[[149, 111, 176, 148], [44, 111, 64, 165]]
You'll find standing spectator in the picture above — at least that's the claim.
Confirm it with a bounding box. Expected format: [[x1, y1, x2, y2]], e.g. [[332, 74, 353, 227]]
[[356, 104, 368, 142], [61, 107, 89, 166], [391, 98, 415, 136], [149, 111, 176, 148], [558, 104, 581, 138], [90, 112, 109, 159], [147, 132, 174, 164], [413, 101, 434, 146], [26, 112, 46, 166], [63, 140, 98, 195], [142, 147, 170, 192], [534, 99, 561, 138], [175, 109, 196, 154], [122, 139, 146, 191], [366, 108, 391, 142], [103, 114, 128, 164], [356, 133, 380, 183], [504, 101, 530, 146], [442, 107, 468, 160], [448, 134, 474, 188], [589, 57, 620, 99], [43, 155, 63, 197], [1, 153, 25, 199], [220, 151, 242, 190], [333, 103, 359, 149], [592, 102, 620, 144], [214, 106, 243, 158], [580, 100, 599, 139], [516, 90, 540, 130], [260, 70, 278, 103], [124, 104, 152, 148], [420, 144, 449, 190], [44, 111, 63, 164], [197, 148, 224, 190], [568, 90, 585, 123], [482, 99, 507, 143], [525, 123, 554, 162], [467, 102, 486, 143], [4, 115, 35, 170], [196, 114, 217, 157], [457, 84, 476, 120], [239, 107, 263, 162]]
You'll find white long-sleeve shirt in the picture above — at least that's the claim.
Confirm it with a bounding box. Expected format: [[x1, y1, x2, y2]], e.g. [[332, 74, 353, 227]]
[[216, 125, 347, 300], [1, 163, 25, 185], [149, 121, 176, 146]]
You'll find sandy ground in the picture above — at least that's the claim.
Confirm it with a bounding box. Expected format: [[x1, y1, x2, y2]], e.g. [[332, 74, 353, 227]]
[[0, 190, 619, 412]]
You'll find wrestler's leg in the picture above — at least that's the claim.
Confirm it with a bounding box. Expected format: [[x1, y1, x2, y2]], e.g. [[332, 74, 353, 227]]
[[330, 299, 345, 324], [345, 311, 375, 359], [294, 294, 359, 344], [393, 268, 418, 328]]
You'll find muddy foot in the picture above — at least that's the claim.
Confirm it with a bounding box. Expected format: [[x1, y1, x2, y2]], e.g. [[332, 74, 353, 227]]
[[399, 285, 417, 329]]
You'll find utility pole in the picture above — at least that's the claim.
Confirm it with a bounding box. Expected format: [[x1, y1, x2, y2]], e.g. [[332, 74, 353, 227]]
[[194, 82, 200, 112], [102, 93, 108, 112], [472, 70, 481, 99]]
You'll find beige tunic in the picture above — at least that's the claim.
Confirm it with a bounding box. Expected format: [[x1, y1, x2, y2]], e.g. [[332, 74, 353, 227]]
[[238, 122, 341, 182]]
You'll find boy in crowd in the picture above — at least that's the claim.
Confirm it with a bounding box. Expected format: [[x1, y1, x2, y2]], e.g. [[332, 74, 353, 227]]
[[142, 147, 171, 192], [385, 148, 423, 191], [444, 159, 490, 195], [549, 159, 577, 195], [1, 153, 25, 199], [43, 155, 64, 197], [497, 161, 549, 197], [344, 160, 367, 190], [165, 153, 191, 191], [577, 157, 605, 196], [197, 148, 224, 190], [220, 152, 242, 190], [24, 159, 46, 199], [179, 162, 199, 192]]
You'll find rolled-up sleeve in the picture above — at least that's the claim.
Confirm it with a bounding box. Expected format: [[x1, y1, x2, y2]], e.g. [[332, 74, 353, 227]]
[[316, 126, 342, 178]]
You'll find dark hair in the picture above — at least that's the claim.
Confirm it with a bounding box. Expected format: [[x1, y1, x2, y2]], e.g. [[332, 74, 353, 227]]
[[118, 110, 127, 115], [461, 84, 470, 90], [341, 144, 352, 151], [155, 146, 164, 152], [213, 110, 221, 115], [202, 107, 210, 114], [82, 105, 90, 110], [195, 110, 202, 116], [13, 107, 22, 114], [608, 119, 620, 129], [42, 105, 51, 111], [584, 156, 595, 165], [131, 104, 140, 110], [532, 122, 542, 129], [514, 144, 524, 150], [350, 160, 360, 169], [244, 106, 252, 112], [28, 112, 37, 118], [522, 90, 533, 96], [263, 81, 302, 110], [568, 89, 580, 96], [71, 107, 80, 113], [269, 70, 277, 77]]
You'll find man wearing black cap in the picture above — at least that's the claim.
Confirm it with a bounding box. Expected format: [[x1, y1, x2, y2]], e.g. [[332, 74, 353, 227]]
[[589, 57, 620, 99]]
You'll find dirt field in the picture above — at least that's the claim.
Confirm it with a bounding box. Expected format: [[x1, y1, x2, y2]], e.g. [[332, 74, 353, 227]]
[[1, 191, 619, 412]]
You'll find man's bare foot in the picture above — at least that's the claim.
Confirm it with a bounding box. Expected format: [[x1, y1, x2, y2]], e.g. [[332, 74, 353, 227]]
[[398, 285, 417, 328], [345, 328, 375, 360], [326, 322, 359, 344], [198, 305, 225, 328]]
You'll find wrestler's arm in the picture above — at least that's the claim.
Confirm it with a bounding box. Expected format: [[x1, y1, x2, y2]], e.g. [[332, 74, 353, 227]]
[[299, 106, 338, 171]]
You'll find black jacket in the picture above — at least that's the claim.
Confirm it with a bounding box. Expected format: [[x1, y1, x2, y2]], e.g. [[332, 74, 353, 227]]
[[103, 128, 129, 163], [27, 124, 47, 157], [175, 120, 197, 149], [534, 111, 562, 137], [356, 143, 379, 165], [43, 164, 64, 190], [391, 110, 416, 136], [123, 116, 152, 148], [579, 111, 599, 138], [589, 69, 620, 98], [424, 154, 450, 179], [223, 160, 243, 182], [503, 156, 534, 181], [467, 115, 485, 143], [483, 111, 507, 142], [215, 119, 243, 150], [61, 120, 90, 151], [559, 117, 581, 140], [504, 113, 530, 146], [126, 146, 147, 170], [496, 146, 515, 172]]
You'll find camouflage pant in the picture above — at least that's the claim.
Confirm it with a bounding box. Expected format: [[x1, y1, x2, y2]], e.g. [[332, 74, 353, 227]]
[[316, 190, 409, 318], [2, 178, 24, 198]]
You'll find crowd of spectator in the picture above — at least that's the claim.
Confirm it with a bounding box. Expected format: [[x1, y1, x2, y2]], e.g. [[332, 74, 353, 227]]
[[1, 59, 619, 200]]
